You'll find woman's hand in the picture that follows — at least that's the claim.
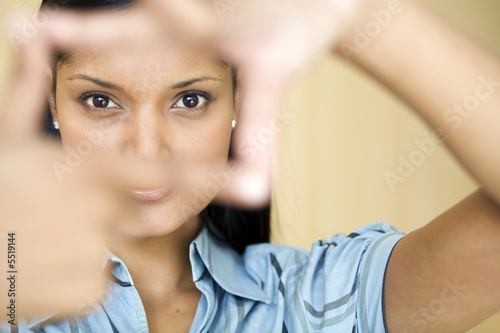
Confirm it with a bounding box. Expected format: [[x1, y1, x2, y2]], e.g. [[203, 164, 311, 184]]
[[0, 32, 140, 319], [37, 0, 366, 206], [0, 0, 366, 318], [204, 0, 364, 205]]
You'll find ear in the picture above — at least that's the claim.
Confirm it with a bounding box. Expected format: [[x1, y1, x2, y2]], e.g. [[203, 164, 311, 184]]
[[46, 65, 57, 123]]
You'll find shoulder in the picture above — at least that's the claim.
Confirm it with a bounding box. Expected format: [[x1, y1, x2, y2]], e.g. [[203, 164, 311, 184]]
[[242, 222, 405, 331], [244, 222, 404, 276]]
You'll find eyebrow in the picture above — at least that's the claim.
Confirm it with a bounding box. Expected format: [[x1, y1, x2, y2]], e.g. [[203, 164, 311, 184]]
[[171, 77, 223, 89], [67, 74, 123, 90], [67, 74, 223, 90]]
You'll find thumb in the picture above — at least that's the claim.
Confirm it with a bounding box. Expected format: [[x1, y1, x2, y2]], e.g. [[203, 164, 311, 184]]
[[216, 69, 288, 206]]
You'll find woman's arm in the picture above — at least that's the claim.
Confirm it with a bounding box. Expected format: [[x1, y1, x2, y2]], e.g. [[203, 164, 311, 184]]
[[386, 189, 500, 332], [335, 1, 500, 331]]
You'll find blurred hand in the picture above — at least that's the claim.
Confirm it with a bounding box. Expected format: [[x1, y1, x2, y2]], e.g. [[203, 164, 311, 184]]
[[206, 0, 363, 205], [0, 32, 140, 318], [0, 0, 366, 320], [39, 0, 365, 206]]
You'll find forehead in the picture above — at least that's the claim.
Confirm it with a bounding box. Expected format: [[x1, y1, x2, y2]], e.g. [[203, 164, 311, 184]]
[[57, 41, 230, 87]]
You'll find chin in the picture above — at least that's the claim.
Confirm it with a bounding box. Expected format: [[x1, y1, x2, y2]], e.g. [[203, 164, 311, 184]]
[[132, 195, 208, 238]]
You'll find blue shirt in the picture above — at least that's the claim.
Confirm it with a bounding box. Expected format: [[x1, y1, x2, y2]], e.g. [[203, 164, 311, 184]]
[[4, 222, 404, 333]]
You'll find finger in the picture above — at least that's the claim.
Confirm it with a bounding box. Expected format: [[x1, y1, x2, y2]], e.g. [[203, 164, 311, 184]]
[[45, 7, 160, 49], [215, 69, 288, 207], [57, 153, 146, 237], [44, 0, 217, 51], [76, 152, 225, 236], [1, 18, 51, 140], [141, 0, 217, 40]]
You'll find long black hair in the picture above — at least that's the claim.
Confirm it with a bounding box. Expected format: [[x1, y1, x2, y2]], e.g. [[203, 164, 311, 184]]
[[41, 0, 271, 253]]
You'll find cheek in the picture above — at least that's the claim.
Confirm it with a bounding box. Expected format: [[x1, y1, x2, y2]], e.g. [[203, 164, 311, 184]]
[[58, 114, 121, 151], [56, 92, 120, 150], [168, 101, 235, 164], [56, 87, 235, 161], [175, 120, 233, 164], [59, 113, 233, 165], [57, 107, 88, 149]]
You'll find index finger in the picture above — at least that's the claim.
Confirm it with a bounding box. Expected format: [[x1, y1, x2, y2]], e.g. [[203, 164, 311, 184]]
[[0, 18, 52, 140], [44, 0, 217, 50], [214, 69, 287, 207]]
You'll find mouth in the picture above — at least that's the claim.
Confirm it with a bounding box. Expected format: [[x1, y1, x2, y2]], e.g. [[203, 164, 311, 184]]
[[128, 186, 172, 203]]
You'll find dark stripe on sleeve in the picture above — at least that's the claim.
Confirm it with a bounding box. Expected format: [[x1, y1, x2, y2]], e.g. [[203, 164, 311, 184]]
[[68, 318, 79, 333], [270, 253, 285, 297], [103, 261, 132, 287], [278, 280, 285, 296], [102, 305, 120, 333], [111, 275, 132, 287], [270, 253, 282, 277], [195, 267, 208, 283], [318, 240, 338, 246], [10, 323, 18, 333], [303, 278, 359, 318]]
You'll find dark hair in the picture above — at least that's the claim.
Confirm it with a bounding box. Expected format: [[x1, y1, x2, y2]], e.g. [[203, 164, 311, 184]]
[[41, 0, 270, 253]]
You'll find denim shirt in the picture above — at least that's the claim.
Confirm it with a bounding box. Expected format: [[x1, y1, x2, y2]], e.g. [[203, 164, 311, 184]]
[[3, 222, 404, 333]]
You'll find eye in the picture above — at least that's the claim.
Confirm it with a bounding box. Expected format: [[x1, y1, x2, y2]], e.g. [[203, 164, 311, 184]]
[[173, 93, 209, 109], [82, 93, 120, 110]]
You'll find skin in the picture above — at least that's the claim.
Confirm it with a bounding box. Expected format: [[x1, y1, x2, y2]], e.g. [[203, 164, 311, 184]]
[[52, 42, 235, 237], [2, 0, 500, 332], [50, 41, 236, 332], [339, 2, 500, 332]]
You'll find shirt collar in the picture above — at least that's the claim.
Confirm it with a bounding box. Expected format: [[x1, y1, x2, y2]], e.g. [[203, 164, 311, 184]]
[[27, 224, 270, 329], [190, 226, 271, 304], [100, 226, 272, 303]]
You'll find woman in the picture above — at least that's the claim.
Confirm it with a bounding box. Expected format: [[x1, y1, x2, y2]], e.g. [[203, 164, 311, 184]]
[[1, 0, 500, 332]]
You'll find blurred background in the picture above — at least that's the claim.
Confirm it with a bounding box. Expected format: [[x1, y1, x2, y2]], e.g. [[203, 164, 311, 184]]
[[0, 0, 499, 331]]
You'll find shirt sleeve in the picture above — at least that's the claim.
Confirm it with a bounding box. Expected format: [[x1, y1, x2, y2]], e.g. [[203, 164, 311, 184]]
[[0, 318, 31, 332], [0, 321, 11, 333], [299, 222, 404, 332]]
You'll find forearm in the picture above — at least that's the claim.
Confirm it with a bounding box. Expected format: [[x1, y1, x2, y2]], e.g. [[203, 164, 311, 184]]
[[335, 0, 500, 202]]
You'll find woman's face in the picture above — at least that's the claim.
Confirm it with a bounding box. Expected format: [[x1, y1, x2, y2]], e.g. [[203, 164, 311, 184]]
[[51, 41, 236, 237]]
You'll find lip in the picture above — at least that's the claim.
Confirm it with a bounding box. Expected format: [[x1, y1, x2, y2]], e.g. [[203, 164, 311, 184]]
[[128, 186, 171, 203]]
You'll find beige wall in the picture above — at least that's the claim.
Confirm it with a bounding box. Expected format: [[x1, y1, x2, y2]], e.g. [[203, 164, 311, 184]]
[[272, 0, 500, 243], [271, 1, 500, 332], [0, 0, 499, 331]]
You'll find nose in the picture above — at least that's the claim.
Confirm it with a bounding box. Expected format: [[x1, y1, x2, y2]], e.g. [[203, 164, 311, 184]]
[[123, 106, 171, 160]]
